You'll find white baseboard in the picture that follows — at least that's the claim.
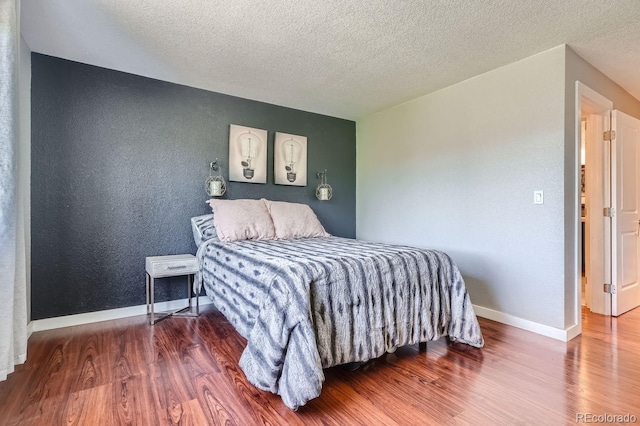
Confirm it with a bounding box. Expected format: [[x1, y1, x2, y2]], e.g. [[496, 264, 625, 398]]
[[564, 323, 581, 341], [30, 296, 213, 333], [473, 304, 578, 342], [30, 299, 580, 341]]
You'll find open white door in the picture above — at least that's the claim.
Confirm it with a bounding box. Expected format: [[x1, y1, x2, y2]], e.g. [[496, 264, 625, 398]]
[[611, 110, 640, 316], [586, 111, 611, 315], [578, 82, 613, 321]]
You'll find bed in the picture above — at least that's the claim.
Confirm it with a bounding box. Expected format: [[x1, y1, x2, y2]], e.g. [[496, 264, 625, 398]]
[[192, 200, 484, 410]]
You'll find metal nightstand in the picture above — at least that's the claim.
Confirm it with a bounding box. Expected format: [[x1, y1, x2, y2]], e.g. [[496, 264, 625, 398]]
[[145, 254, 199, 325]]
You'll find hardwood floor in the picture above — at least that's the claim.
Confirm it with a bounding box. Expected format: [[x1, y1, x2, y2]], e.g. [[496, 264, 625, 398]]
[[1, 306, 639, 425]]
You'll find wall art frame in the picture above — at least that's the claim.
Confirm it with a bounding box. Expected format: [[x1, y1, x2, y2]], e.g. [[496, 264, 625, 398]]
[[274, 132, 307, 186], [228, 124, 268, 184]]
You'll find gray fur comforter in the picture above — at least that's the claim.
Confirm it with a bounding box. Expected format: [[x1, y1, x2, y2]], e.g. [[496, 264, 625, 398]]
[[196, 236, 484, 410]]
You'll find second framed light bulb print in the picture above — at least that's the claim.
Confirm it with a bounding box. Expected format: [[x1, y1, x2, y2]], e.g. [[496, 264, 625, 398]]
[[274, 132, 307, 186]]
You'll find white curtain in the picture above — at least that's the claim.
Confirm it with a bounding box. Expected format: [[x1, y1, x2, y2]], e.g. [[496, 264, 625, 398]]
[[0, 0, 28, 381]]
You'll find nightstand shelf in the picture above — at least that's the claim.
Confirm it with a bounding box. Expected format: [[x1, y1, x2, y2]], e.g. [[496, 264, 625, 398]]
[[145, 254, 199, 325]]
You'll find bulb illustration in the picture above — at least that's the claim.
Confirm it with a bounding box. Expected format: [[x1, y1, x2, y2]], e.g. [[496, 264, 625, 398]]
[[237, 131, 260, 179], [282, 138, 302, 182]]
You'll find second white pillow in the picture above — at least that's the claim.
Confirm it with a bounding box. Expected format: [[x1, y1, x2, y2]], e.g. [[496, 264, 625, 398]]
[[263, 199, 330, 240]]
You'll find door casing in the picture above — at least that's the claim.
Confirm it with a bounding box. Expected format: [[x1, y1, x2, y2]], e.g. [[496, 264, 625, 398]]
[[573, 81, 613, 339]]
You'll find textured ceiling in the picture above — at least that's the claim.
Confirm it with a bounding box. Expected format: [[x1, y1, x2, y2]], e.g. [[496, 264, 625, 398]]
[[20, 0, 640, 120]]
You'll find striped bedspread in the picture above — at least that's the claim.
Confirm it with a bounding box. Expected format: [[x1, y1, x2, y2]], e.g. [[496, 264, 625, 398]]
[[196, 236, 484, 410]]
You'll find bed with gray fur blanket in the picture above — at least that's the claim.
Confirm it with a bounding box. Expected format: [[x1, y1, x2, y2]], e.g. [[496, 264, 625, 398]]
[[195, 236, 484, 410]]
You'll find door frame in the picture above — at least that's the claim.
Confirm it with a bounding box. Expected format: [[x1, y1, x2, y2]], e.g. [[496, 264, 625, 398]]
[[573, 81, 613, 338]]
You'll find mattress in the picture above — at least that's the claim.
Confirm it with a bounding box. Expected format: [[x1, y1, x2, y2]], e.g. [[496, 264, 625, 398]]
[[195, 236, 484, 410]]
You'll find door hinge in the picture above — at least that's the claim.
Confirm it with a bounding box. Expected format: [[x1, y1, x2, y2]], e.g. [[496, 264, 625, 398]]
[[603, 283, 616, 294], [603, 207, 615, 217], [603, 130, 616, 141]]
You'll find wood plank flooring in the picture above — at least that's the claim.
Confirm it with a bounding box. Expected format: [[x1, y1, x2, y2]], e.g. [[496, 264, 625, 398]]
[[1, 305, 639, 425]]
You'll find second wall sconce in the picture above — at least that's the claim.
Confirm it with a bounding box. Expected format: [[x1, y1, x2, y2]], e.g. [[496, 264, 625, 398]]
[[205, 160, 227, 197], [315, 169, 333, 201]]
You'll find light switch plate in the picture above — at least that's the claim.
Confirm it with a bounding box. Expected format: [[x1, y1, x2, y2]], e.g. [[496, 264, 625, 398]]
[[534, 191, 544, 204]]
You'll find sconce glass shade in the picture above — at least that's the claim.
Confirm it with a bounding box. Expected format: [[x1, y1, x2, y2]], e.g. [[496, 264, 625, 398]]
[[206, 175, 227, 197], [206, 160, 227, 197], [316, 169, 333, 201], [316, 183, 332, 201]]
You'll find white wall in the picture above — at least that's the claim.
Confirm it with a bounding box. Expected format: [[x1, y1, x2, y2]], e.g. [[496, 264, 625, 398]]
[[18, 33, 31, 321], [357, 46, 568, 329]]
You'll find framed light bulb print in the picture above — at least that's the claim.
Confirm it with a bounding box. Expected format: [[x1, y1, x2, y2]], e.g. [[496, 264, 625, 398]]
[[274, 132, 307, 186], [228, 124, 268, 184]]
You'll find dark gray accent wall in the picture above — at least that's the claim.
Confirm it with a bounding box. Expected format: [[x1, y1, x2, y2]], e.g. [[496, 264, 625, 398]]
[[31, 54, 356, 320]]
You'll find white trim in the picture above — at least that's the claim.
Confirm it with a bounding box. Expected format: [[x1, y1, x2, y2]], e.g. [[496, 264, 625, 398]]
[[30, 296, 213, 332], [574, 80, 584, 338], [574, 81, 614, 337], [29, 299, 579, 341], [27, 321, 34, 338], [473, 304, 574, 342], [565, 323, 581, 341], [576, 81, 613, 112]]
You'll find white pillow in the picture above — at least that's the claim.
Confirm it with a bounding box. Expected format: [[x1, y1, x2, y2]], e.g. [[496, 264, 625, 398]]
[[263, 199, 330, 240], [206, 199, 276, 242]]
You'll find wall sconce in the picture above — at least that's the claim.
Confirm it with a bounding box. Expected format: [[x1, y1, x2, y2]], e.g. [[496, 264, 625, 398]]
[[205, 160, 227, 197], [315, 169, 333, 201]]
